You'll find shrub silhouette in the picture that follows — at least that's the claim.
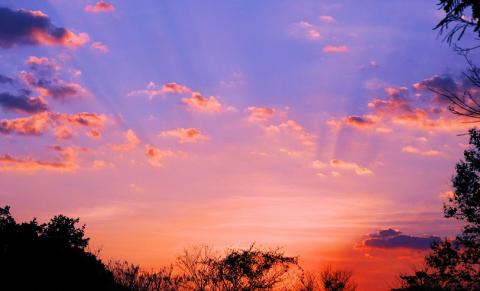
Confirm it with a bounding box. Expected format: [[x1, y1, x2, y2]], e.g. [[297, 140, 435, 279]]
[[109, 244, 303, 290], [0, 206, 126, 291]]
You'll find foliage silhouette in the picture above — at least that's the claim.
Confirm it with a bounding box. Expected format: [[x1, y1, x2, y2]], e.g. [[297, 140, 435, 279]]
[[435, 0, 480, 45], [0, 206, 126, 291], [319, 266, 357, 291], [108, 261, 183, 291], [174, 244, 299, 290], [428, 1, 480, 120]]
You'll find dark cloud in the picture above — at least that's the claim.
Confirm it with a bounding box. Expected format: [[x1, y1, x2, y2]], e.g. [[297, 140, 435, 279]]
[[414, 75, 459, 93], [345, 116, 375, 128], [22, 57, 87, 101], [0, 7, 88, 48], [364, 228, 440, 250], [0, 92, 48, 113], [0, 74, 13, 84]]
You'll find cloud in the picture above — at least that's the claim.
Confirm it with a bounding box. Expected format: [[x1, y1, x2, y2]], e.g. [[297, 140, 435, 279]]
[[360, 60, 380, 70], [323, 45, 350, 53], [0, 146, 80, 172], [159, 128, 208, 143], [311, 160, 326, 170], [329, 80, 472, 132], [363, 228, 440, 250], [401, 146, 442, 157], [182, 92, 224, 113], [111, 129, 141, 151], [0, 92, 48, 114], [330, 159, 373, 175], [144, 145, 179, 167], [219, 72, 245, 88], [319, 15, 335, 23], [92, 159, 109, 169], [246, 106, 276, 122], [342, 116, 376, 128], [128, 82, 191, 99], [0, 74, 13, 84], [129, 82, 233, 113], [265, 119, 316, 148], [85, 1, 115, 13], [54, 127, 73, 140], [22, 56, 88, 101], [87, 129, 102, 139], [0, 8, 89, 48], [290, 21, 321, 40], [0, 112, 106, 136], [413, 75, 459, 94], [91, 42, 109, 53]]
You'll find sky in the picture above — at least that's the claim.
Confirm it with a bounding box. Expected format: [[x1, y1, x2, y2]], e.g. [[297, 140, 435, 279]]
[[0, 0, 476, 290]]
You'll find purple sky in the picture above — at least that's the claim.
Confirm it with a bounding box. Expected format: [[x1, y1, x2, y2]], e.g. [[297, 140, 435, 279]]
[[0, 1, 474, 289]]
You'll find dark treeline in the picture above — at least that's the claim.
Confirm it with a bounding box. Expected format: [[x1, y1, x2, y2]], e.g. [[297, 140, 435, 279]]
[[0, 206, 356, 290]]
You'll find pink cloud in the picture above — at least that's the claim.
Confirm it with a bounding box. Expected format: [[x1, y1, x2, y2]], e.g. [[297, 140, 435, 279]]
[[265, 119, 316, 148], [159, 128, 208, 143], [401, 146, 442, 157], [246, 106, 276, 122], [320, 15, 335, 23], [144, 145, 179, 167], [323, 45, 350, 53], [54, 127, 73, 140], [0, 146, 81, 172], [91, 42, 109, 53], [330, 159, 373, 175], [128, 82, 192, 99], [111, 129, 141, 151], [182, 92, 224, 113], [0, 112, 106, 136], [85, 1, 115, 13], [32, 29, 89, 48], [290, 21, 321, 40], [329, 79, 472, 132]]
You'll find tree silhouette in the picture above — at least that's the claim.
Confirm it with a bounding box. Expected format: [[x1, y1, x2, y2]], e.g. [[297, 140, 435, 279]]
[[108, 261, 183, 291], [174, 244, 298, 290], [320, 266, 357, 291], [393, 128, 480, 290], [435, 0, 480, 45], [426, 1, 480, 120], [210, 244, 298, 290], [0, 206, 126, 291]]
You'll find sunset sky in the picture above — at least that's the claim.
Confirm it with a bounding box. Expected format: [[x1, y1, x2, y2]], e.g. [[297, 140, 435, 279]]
[[0, 1, 475, 289]]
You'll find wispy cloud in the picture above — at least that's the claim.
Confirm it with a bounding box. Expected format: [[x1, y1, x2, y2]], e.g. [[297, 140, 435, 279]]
[[159, 128, 208, 144], [401, 146, 442, 157], [0, 146, 81, 172], [128, 82, 191, 99], [85, 1, 115, 13], [145, 144, 181, 167], [323, 45, 350, 53], [91, 42, 109, 53], [330, 159, 373, 175], [290, 21, 321, 40]]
